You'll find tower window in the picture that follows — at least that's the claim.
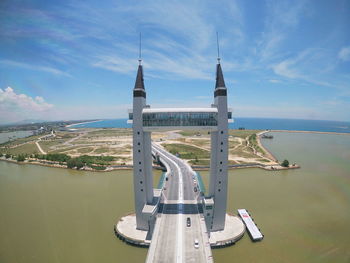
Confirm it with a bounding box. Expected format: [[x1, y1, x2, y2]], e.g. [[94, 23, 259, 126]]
[[220, 149, 223, 152], [139, 169, 142, 172], [219, 181, 221, 184], [221, 142, 223, 145], [138, 142, 140, 145], [137, 132, 140, 135], [218, 189, 221, 192], [138, 150, 141, 153], [219, 169, 222, 172], [220, 161, 222, 164], [141, 189, 143, 192], [221, 131, 224, 134], [139, 161, 141, 165], [140, 181, 143, 184]]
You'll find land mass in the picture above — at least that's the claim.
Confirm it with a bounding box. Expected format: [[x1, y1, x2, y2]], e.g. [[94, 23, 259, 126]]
[[0, 128, 298, 171]]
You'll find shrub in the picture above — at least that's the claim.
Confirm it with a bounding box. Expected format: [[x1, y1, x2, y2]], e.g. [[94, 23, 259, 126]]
[[67, 158, 84, 169], [281, 159, 289, 167], [5, 153, 11, 159], [90, 165, 106, 170]]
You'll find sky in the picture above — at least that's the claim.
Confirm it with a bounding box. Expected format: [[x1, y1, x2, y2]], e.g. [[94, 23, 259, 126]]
[[0, 0, 350, 124]]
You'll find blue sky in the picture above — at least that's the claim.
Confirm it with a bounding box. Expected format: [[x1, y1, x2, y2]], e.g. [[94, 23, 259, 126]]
[[0, 0, 349, 123]]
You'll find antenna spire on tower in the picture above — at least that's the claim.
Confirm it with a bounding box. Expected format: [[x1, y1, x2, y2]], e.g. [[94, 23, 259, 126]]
[[216, 31, 221, 64], [139, 32, 142, 65]]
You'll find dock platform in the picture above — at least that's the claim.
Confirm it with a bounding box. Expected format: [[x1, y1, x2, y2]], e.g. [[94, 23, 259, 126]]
[[237, 209, 264, 242]]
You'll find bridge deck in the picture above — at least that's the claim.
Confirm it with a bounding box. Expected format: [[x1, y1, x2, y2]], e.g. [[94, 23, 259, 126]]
[[146, 144, 213, 263]]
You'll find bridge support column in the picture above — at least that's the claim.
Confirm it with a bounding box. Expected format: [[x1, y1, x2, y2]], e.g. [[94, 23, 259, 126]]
[[143, 131, 154, 204], [208, 62, 229, 232]]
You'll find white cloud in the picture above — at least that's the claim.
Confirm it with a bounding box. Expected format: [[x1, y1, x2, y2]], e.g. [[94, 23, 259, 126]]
[[271, 48, 349, 91], [338, 46, 350, 61], [269, 79, 281, 83], [0, 60, 70, 76], [258, 0, 307, 61], [272, 59, 300, 79], [0, 87, 53, 123], [92, 56, 136, 75]]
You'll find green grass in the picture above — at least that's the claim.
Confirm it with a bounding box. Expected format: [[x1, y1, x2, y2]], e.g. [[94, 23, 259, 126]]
[[229, 129, 261, 139], [56, 132, 77, 139], [163, 143, 209, 159], [178, 130, 210, 137], [185, 139, 210, 148], [38, 141, 63, 152], [93, 147, 110, 154], [189, 159, 210, 165], [51, 146, 77, 154], [77, 147, 94, 154], [248, 134, 265, 154], [85, 128, 132, 137], [230, 147, 257, 158], [228, 140, 241, 148], [1, 142, 39, 155]]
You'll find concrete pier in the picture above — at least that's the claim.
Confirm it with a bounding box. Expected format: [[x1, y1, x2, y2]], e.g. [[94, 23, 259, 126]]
[[114, 214, 150, 247], [115, 213, 245, 249], [209, 213, 245, 248]]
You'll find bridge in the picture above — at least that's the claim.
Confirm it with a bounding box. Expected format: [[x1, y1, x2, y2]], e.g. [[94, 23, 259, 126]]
[[146, 143, 213, 262], [115, 52, 246, 262]]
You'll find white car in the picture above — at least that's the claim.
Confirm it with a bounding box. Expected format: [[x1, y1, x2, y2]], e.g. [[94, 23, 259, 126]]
[[194, 239, 199, 249]]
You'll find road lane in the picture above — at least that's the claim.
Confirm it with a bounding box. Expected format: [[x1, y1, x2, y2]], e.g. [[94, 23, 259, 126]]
[[146, 143, 213, 263]]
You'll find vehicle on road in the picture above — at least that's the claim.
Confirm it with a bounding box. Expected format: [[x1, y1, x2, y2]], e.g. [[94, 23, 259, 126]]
[[194, 239, 199, 249], [187, 217, 191, 227]]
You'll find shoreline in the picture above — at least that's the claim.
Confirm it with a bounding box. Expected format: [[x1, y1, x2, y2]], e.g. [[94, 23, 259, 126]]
[[268, 129, 350, 135], [0, 156, 299, 172], [5, 128, 345, 173], [65, 120, 102, 128], [256, 131, 278, 162]]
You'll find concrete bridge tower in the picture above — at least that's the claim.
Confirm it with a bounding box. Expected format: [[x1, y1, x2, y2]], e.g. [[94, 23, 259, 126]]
[[132, 60, 154, 230], [208, 59, 229, 231]]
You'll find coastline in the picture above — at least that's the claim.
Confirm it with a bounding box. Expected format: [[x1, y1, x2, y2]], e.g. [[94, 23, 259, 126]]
[[268, 129, 350, 135], [65, 120, 102, 128], [6, 128, 348, 172]]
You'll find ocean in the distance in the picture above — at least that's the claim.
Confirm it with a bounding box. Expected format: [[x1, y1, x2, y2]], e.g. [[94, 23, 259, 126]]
[[70, 118, 350, 133]]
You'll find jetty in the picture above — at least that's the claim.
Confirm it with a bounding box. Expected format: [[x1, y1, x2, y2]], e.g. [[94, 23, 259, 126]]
[[237, 209, 264, 242]]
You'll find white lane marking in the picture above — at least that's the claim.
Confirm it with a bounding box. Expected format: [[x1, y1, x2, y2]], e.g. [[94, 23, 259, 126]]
[[177, 213, 183, 263]]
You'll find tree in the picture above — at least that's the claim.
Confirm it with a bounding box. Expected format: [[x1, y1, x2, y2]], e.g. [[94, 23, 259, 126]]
[[67, 158, 84, 169], [5, 153, 11, 159], [281, 159, 289, 167], [16, 154, 26, 162]]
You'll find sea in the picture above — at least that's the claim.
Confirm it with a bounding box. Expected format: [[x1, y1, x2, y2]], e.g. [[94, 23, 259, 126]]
[[69, 117, 350, 133], [0, 130, 34, 144], [1, 131, 349, 262]]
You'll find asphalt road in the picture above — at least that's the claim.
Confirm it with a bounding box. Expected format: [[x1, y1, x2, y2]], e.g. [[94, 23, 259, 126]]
[[146, 144, 213, 263]]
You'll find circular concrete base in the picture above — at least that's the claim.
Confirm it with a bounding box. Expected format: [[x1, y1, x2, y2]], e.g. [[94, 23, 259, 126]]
[[114, 213, 150, 247], [209, 213, 245, 248], [115, 213, 245, 248]]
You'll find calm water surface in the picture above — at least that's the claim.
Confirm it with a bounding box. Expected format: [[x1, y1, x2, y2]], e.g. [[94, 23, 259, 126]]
[[69, 118, 350, 133], [0, 130, 33, 144], [1, 132, 350, 262]]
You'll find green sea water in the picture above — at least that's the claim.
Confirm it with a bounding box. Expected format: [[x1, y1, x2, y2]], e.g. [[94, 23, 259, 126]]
[[0, 132, 349, 262]]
